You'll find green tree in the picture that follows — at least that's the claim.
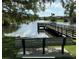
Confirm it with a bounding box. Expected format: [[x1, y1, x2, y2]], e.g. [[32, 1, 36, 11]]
[[61, 0, 76, 24], [2, 0, 76, 25]]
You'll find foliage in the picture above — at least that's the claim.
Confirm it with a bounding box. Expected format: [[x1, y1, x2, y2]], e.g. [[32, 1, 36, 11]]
[[2, 0, 59, 25], [2, 0, 40, 25], [3, 37, 19, 59], [61, 0, 76, 24], [2, 0, 76, 25]]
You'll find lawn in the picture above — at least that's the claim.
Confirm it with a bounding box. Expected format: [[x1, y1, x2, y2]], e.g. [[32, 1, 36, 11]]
[[56, 19, 64, 22], [65, 45, 76, 57], [48, 45, 76, 59]]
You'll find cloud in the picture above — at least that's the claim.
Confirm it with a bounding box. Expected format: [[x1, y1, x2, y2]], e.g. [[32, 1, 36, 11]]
[[45, 2, 54, 8], [37, 2, 65, 17], [53, 3, 63, 8], [23, 1, 65, 17]]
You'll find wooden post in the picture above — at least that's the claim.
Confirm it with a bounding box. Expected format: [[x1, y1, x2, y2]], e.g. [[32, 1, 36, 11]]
[[64, 25, 65, 35], [56, 25, 57, 31], [66, 28, 67, 36], [58, 26, 60, 32], [72, 29, 74, 37], [54, 25, 55, 30], [61, 25, 63, 35], [44, 24, 46, 32], [22, 39, 25, 55], [55, 24, 56, 31], [42, 38, 45, 54], [57, 26, 59, 32], [38, 23, 39, 33], [61, 36, 66, 54]]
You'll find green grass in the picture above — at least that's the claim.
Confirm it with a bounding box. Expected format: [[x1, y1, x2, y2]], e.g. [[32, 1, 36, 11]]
[[65, 45, 76, 56], [48, 45, 76, 58], [56, 19, 64, 22]]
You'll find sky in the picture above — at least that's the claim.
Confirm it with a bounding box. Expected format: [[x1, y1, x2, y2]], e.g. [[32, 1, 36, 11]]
[[3, 0, 65, 17], [26, 0, 65, 17], [36, 0, 65, 17], [37, 0, 65, 17]]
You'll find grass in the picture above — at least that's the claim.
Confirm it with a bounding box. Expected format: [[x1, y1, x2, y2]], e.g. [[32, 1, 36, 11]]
[[3, 37, 76, 59], [48, 45, 76, 59], [65, 45, 76, 57], [56, 19, 64, 22]]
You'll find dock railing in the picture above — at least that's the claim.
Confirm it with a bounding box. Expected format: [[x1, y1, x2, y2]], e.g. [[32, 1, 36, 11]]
[[38, 22, 76, 39]]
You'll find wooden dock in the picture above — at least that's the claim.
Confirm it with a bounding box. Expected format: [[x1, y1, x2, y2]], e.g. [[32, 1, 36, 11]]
[[15, 22, 75, 58], [37, 22, 76, 38]]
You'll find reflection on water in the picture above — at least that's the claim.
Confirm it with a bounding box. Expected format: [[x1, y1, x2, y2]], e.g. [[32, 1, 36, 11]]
[[2, 25, 18, 36], [4, 20, 50, 38], [3, 20, 76, 38], [2, 20, 76, 59]]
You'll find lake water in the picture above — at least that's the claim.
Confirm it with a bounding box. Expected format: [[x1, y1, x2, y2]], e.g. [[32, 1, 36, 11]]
[[3, 20, 76, 38], [4, 20, 50, 38]]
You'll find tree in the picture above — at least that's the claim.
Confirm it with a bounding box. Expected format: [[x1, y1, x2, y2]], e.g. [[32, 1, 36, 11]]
[[2, 0, 46, 25], [50, 13, 55, 22], [2, 0, 76, 25], [61, 0, 76, 24]]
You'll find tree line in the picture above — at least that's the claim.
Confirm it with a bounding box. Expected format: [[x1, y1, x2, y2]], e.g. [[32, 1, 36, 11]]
[[2, 0, 76, 26]]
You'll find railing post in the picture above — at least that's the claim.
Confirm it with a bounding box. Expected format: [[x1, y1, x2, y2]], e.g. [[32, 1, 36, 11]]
[[42, 38, 45, 54], [56, 25, 57, 31], [55, 24, 56, 30], [66, 27, 67, 36], [58, 26, 60, 32], [72, 29, 74, 38], [44, 24, 46, 32], [64, 25, 65, 35], [37, 23, 39, 33], [61, 25, 63, 35], [62, 35, 66, 54], [57, 25, 59, 32], [22, 39, 25, 55]]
